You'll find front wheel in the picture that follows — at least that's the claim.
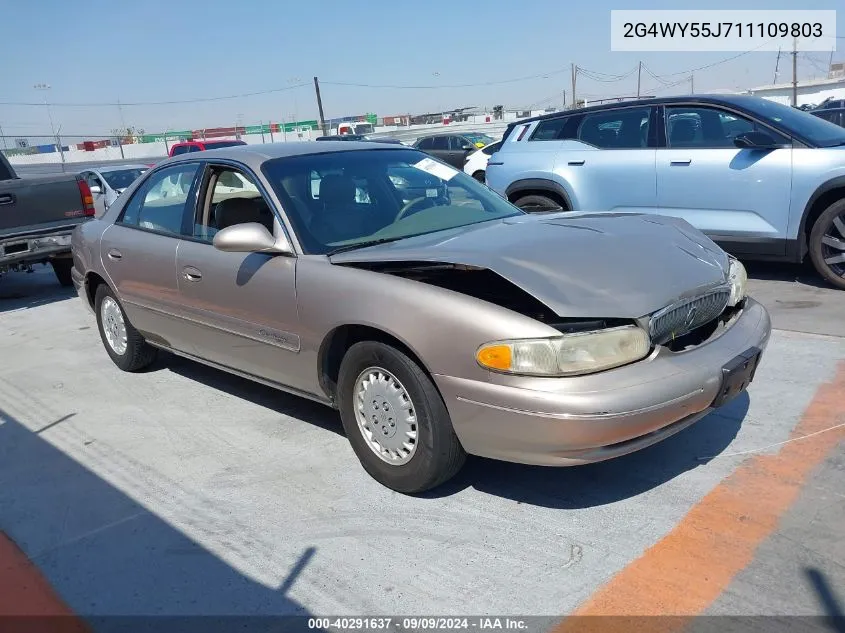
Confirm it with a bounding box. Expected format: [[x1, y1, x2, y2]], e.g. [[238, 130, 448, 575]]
[[337, 341, 466, 493], [95, 284, 157, 371], [808, 199, 845, 291], [472, 170, 485, 183], [512, 194, 564, 213]]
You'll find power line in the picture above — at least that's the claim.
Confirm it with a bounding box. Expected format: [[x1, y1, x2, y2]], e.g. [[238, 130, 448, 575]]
[[320, 66, 570, 90]]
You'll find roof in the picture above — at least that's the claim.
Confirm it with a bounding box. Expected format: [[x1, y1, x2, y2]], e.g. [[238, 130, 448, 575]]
[[509, 94, 778, 126], [164, 140, 409, 169], [747, 76, 845, 92]]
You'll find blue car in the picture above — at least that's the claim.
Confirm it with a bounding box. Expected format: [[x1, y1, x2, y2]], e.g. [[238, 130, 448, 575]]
[[485, 95, 845, 289]]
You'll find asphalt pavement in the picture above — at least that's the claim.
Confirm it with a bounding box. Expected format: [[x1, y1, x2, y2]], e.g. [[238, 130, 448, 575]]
[[0, 262, 843, 630]]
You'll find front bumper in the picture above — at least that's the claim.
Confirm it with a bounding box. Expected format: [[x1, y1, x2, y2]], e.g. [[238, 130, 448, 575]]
[[434, 298, 771, 466]]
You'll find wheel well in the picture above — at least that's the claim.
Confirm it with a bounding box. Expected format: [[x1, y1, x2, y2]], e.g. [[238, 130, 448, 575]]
[[84, 272, 108, 308], [507, 188, 569, 210], [318, 325, 431, 403], [804, 186, 845, 247]]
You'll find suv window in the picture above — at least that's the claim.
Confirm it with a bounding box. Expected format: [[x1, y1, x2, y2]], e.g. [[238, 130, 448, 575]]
[[481, 141, 502, 155], [578, 108, 651, 149], [119, 163, 199, 236], [430, 136, 448, 150], [665, 106, 789, 148], [170, 145, 190, 156]]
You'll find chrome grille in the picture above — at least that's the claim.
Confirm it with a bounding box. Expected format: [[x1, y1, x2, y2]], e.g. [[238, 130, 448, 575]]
[[648, 290, 730, 344]]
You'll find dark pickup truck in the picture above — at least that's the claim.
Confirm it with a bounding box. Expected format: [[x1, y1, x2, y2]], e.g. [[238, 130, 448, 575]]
[[1, 152, 96, 286]]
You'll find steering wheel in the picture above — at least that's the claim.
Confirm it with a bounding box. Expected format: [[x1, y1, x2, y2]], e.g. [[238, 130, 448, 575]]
[[394, 197, 431, 222]]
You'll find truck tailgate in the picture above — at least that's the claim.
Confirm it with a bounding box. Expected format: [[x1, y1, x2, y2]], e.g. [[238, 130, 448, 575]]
[[0, 175, 86, 238]]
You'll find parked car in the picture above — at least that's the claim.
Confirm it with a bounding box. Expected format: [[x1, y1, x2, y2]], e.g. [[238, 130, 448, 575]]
[[414, 133, 496, 168], [811, 107, 845, 129], [71, 141, 770, 493], [486, 95, 845, 289], [463, 140, 502, 182], [79, 164, 149, 217], [0, 151, 97, 286], [316, 134, 404, 144], [815, 98, 845, 110], [168, 139, 247, 157]]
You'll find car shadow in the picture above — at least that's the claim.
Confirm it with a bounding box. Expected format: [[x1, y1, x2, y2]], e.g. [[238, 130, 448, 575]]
[[744, 259, 831, 290], [160, 352, 344, 437], [0, 406, 319, 630], [805, 568, 845, 633], [0, 266, 76, 313], [424, 392, 749, 508]]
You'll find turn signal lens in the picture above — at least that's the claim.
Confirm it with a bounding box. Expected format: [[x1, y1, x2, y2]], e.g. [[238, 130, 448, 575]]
[[476, 345, 512, 371], [727, 257, 748, 307], [476, 326, 651, 377]]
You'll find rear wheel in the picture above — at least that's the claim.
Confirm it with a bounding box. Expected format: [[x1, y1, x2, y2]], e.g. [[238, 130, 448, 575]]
[[337, 341, 466, 493], [512, 193, 565, 212], [51, 258, 73, 287], [808, 199, 845, 291], [472, 170, 485, 183], [95, 284, 157, 371]]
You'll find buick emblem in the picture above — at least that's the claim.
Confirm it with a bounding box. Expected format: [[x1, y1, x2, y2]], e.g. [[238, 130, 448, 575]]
[[683, 306, 698, 329]]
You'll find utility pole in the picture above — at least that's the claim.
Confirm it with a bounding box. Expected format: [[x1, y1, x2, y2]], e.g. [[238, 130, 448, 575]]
[[792, 36, 798, 107], [774, 48, 781, 84], [562, 89, 566, 111], [0, 123, 7, 150], [313, 76, 327, 136], [690, 73, 694, 94], [571, 64, 577, 109], [829, 48, 835, 77], [637, 61, 642, 98]]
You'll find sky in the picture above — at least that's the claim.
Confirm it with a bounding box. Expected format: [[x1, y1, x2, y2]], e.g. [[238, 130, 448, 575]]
[[0, 0, 842, 139]]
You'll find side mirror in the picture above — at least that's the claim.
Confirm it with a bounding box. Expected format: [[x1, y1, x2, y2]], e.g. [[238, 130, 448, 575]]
[[212, 223, 292, 255], [733, 131, 784, 149], [461, 144, 475, 152], [89, 185, 102, 195]]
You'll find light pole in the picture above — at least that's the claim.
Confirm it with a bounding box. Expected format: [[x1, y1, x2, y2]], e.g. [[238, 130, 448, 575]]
[[34, 83, 64, 165], [288, 78, 302, 125], [433, 72, 442, 121]]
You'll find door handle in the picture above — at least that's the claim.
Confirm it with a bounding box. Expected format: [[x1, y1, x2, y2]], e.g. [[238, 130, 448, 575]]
[[182, 266, 202, 282], [0, 193, 15, 206], [670, 159, 692, 165], [107, 249, 122, 260], [567, 160, 585, 166]]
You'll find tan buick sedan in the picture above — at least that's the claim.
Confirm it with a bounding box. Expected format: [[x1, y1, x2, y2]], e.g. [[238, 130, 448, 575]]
[[71, 142, 771, 493]]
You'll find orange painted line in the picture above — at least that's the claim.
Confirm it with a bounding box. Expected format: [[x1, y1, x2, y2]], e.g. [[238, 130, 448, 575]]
[[554, 361, 845, 633], [0, 531, 89, 632]]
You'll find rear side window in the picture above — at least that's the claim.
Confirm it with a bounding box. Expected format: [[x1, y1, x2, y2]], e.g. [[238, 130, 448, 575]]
[[430, 137, 448, 150], [416, 137, 434, 150], [530, 116, 582, 141], [578, 108, 652, 149], [481, 141, 502, 155], [171, 145, 190, 156], [119, 164, 200, 236], [0, 156, 12, 180]]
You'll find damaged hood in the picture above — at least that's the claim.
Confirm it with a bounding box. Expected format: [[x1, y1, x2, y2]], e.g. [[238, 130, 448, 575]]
[[330, 212, 731, 318]]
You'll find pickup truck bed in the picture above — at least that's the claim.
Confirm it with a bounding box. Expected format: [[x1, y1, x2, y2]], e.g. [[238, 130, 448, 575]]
[[1, 152, 95, 286]]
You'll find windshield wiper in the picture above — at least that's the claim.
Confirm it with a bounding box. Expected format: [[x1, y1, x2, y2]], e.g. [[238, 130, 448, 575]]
[[326, 236, 406, 256]]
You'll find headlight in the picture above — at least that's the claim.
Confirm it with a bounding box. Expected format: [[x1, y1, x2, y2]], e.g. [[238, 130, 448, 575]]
[[727, 258, 747, 307], [475, 326, 651, 377]]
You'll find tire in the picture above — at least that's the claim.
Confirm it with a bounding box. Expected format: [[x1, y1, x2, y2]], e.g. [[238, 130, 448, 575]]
[[94, 284, 157, 372], [337, 341, 466, 494], [51, 258, 73, 287], [808, 198, 845, 291], [512, 193, 565, 212], [472, 170, 485, 183]]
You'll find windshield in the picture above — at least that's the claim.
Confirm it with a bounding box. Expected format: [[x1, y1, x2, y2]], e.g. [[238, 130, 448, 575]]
[[100, 168, 147, 190], [262, 148, 523, 255], [737, 98, 845, 147], [353, 123, 374, 135], [204, 141, 246, 150]]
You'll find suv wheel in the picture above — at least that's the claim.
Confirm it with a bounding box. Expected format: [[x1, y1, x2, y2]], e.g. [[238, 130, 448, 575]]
[[337, 341, 466, 493], [51, 258, 73, 287], [808, 199, 845, 290], [513, 194, 564, 212]]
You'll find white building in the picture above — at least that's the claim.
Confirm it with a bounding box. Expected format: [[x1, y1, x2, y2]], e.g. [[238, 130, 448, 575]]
[[743, 75, 845, 108]]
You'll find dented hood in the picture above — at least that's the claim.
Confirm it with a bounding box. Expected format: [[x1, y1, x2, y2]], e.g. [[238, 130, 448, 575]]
[[329, 212, 731, 318]]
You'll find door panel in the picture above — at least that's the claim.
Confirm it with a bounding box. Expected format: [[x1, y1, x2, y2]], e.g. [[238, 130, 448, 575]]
[[656, 105, 793, 246], [99, 225, 188, 349], [174, 241, 305, 391]]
